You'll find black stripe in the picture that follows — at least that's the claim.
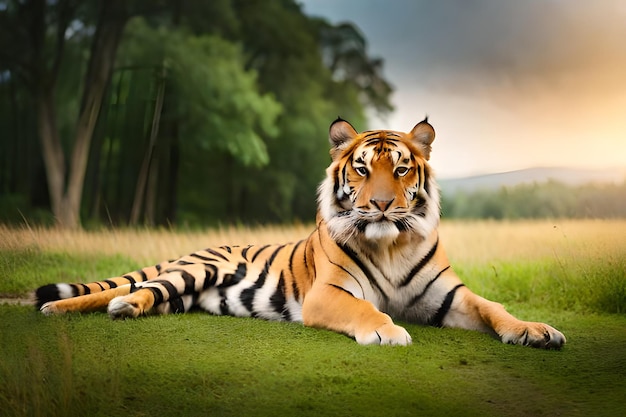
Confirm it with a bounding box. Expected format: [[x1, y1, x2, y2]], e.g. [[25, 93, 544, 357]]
[[220, 263, 248, 288], [305, 228, 317, 282], [179, 270, 197, 294], [191, 291, 200, 308], [104, 279, 118, 289], [314, 228, 365, 297], [303, 235, 311, 271], [338, 164, 347, 195], [413, 196, 427, 217], [406, 266, 451, 306], [423, 165, 431, 195], [327, 259, 365, 298], [399, 238, 439, 287], [270, 271, 290, 320], [261, 244, 286, 279], [169, 297, 185, 313], [288, 240, 304, 277], [240, 245, 285, 314], [146, 287, 164, 305], [95, 282, 105, 291], [122, 274, 137, 285], [148, 279, 179, 302], [429, 284, 465, 327], [138, 269, 148, 281], [241, 246, 252, 261], [355, 219, 368, 233], [288, 241, 305, 302], [233, 262, 248, 283], [190, 252, 221, 263], [219, 288, 230, 315], [80, 284, 91, 295], [394, 219, 408, 232], [203, 264, 218, 289], [251, 245, 271, 263], [338, 243, 388, 302], [176, 260, 195, 265], [328, 283, 355, 298], [205, 248, 229, 261]]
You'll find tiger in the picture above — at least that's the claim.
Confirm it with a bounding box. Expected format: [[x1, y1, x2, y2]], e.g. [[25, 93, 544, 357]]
[[35, 117, 566, 348]]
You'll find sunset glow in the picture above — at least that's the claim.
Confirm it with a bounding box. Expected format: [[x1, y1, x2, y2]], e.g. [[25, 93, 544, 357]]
[[303, 0, 626, 178]]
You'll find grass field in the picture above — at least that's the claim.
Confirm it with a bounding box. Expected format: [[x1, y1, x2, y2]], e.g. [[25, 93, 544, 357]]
[[1, 220, 625, 416]]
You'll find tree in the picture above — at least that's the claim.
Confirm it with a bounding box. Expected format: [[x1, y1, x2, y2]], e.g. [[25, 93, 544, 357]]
[[0, 0, 395, 227], [1, 0, 132, 228], [87, 17, 282, 226], [317, 21, 394, 116]]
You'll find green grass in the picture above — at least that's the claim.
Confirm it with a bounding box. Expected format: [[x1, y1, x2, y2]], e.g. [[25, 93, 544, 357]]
[[0, 305, 624, 417], [456, 256, 626, 315], [1, 222, 626, 416], [0, 249, 139, 297]]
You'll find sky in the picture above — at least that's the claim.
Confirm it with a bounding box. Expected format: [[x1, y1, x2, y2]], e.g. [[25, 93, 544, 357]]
[[300, 0, 626, 178]]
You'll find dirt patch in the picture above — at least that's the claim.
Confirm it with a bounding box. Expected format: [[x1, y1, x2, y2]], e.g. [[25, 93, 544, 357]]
[[0, 297, 33, 306]]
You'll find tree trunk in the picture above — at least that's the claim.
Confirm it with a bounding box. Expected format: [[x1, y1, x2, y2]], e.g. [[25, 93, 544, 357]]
[[38, 0, 129, 228], [129, 67, 166, 226], [37, 90, 68, 225]]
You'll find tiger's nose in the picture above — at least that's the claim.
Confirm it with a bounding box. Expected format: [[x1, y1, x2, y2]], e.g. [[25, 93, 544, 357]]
[[370, 198, 394, 212]]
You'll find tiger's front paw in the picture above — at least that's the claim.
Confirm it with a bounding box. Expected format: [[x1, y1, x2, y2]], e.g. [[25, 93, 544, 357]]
[[356, 323, 412, 346], [501, 322, 566, 349]]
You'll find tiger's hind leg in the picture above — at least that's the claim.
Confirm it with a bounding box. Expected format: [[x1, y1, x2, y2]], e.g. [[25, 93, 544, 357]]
[[108, 293, 196, 319], [40, 285, 133, 315], [106, 264, 207, 319]]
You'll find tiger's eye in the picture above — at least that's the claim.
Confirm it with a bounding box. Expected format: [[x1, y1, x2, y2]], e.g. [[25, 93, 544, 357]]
[[395, 167, 410, 177], [355, 167, 368, 176]]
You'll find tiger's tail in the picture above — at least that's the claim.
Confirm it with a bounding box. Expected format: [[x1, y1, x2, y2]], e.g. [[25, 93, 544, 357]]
[[34, 263, 166, 309]]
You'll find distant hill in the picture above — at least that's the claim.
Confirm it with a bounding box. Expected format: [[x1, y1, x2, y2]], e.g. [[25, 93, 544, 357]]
[[439, 167, 626, 193]]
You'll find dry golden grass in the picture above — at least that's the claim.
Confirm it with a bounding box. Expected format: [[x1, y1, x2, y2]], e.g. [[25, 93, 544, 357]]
[[439, 219, 626, 264], [2, 219, 625, 267], [0, 223, 312, 266]]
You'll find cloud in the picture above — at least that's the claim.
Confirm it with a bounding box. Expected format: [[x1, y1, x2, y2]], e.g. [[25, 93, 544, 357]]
[[301, 0, 626, 176], [304, 0, 626, 97]]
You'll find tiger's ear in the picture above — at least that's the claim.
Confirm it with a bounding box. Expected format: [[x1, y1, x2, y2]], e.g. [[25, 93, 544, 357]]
[[329, 117, 358, 159], [410, 117, 435, 160]]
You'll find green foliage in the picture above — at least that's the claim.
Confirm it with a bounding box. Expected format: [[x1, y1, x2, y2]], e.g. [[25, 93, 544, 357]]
[[0, 0, 393, 227], [174, 2, 371, 225], [443, 180, 626, 219], [119, 18, 281, 167]]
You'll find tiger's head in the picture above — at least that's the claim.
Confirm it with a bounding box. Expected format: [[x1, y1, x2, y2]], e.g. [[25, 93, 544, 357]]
[[318, 117, 440, 246]]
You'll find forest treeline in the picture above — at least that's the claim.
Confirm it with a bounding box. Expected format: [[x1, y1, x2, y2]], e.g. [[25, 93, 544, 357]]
[[0, 0, 393, 228], [442, 180, 626, 220], [2, 1, 623, 228]]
